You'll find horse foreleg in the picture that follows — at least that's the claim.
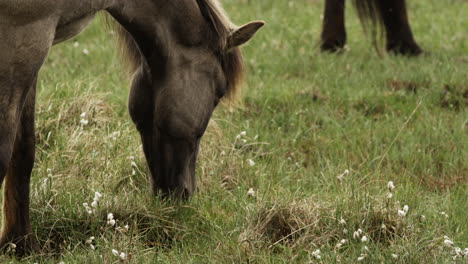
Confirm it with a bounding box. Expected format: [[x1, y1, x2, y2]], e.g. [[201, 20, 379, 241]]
[[320, 0, 346, 52], [378, 0, 422, 55], [0, 20, 54, 254], [0, 80, 38, 255]]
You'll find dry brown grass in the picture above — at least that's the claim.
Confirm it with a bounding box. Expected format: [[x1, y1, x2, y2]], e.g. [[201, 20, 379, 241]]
[[239, 194, 417, 253], [239, 198, 334, 250]]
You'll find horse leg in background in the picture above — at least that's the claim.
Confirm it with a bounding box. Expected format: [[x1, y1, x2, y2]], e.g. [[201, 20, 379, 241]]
[[0, 80, 38, 254], [378, 0, 422, 55], [320, 0, 346, 52]]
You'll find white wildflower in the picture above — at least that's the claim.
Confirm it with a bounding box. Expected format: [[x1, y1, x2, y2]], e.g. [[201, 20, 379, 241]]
[[361, 236, 368, 242], [73, 41, 79, 48], [339, 218, 346, 225], [353, 231, 361, 240], [111, 131, 120, 140], [107, 213, 116, 226], [337, 169, 349, 181], [119, 252, 127, 260], [80, 119, 89, 126], [357, 254, 366, 261], [80, 112, 86, 118], [83, 203, 93, 215], [311, 249, 321, 260], [247, 159, 255, 167], [94, 192, 102, 201], [386, 192, 393, 199], [112, 249, 119, 256], [403, 205, 409, 212], [131, 161, 137, 168], [85, 236, 95, 244], [391, 254, 398, 259], [397, 209, 407, 217], [108, 219, 116, 226], [240, 131, 247, 136], [117, 223, 130, 233], [8, 243, 16, 253], [83, 48, 89, 55], [444, 236, 454, 247], [336, 239, 347, 249], [440, 212, 449, 218], [86, 236, 95, 250], [387, 181, 395, 191], [247, 188, 255, 197], [91, 200, 98, 208]]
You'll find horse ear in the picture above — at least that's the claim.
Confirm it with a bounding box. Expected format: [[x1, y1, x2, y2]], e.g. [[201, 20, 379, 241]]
[[227, 21, 265, 50]]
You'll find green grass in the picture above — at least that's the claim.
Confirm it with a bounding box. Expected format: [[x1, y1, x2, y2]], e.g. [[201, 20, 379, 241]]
[[2, 0, 467, 263]]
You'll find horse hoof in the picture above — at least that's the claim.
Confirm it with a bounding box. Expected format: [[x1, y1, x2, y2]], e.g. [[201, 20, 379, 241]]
[[387, 43, 423, 56], [320, 40, 346, 53]]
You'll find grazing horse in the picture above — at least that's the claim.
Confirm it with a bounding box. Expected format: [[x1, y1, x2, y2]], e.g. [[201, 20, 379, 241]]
[[320, 0, 422, 55], [0, 0, 263, 253]]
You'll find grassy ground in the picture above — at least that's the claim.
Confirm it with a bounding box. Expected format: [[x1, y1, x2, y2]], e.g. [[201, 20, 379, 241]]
[[2, 0, 467, 263]]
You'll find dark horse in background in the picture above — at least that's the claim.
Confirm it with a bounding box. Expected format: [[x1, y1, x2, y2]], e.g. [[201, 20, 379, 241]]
[[320, 0, 422, 55], [0, 0, 263, 254]]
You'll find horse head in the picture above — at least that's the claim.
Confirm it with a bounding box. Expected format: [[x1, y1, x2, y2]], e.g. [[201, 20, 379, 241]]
[[109, 0, 264, 198]]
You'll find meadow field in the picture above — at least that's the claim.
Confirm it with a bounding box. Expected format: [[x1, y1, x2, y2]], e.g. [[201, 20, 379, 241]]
[[2, 0, 467, 263]]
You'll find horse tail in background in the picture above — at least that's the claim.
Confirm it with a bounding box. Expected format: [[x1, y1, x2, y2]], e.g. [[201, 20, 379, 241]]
[[354, 0, 422, 56], [352, 0, 385, 55]]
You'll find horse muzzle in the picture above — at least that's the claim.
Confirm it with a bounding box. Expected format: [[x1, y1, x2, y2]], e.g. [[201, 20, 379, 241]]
[[147, 132, 199, 200]]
